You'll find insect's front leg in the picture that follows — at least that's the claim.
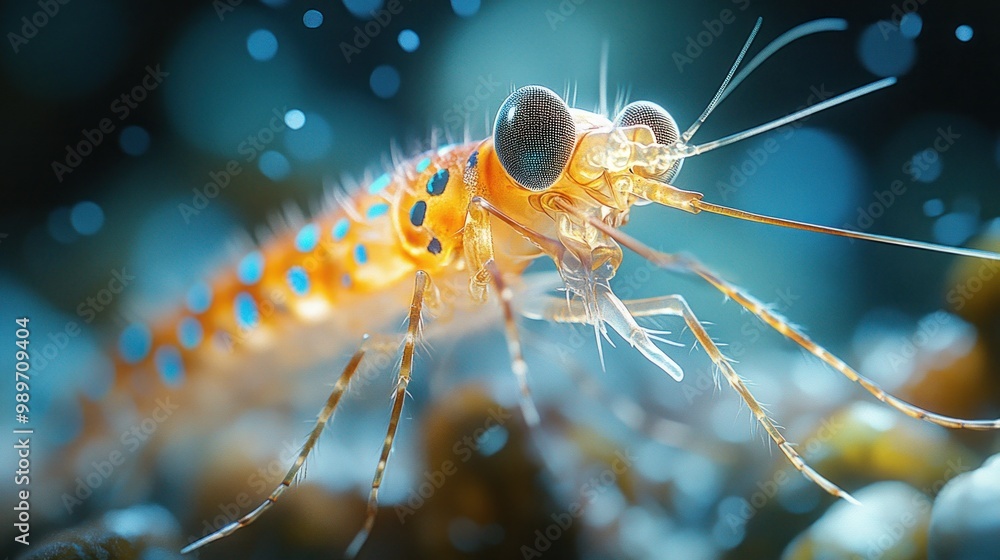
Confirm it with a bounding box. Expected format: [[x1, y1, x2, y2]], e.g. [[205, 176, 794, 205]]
[[520, 289, 858, 504]]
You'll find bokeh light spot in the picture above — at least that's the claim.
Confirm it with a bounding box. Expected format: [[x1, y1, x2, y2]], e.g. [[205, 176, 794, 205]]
[[923, 199, 944, 218], [899, 13, 922, 38], [370, 64, 400, 99], [451, 0, 481, 18], [909, 148, 942, 183], [398, 29, 420, 52], [303, 9, 324, 28], [258, 150, 291, 180], [955, 25, 973, 42], [284, 109, 306, 130], [284, 112, 333, 161], [247, 29, 278, 61], [119, 125, 151, 156], [342, 0, 384, 19], [857, 22, 916, 77], [47, 207, 78, 244], [933, 212, 978, 246], [70, 201, 105, 235]]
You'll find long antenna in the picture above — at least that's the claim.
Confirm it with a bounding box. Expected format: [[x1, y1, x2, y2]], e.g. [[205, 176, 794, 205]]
[[691, 199, 1000, 261], [673, 77, 897, 158], [681, 18, 762, 143]]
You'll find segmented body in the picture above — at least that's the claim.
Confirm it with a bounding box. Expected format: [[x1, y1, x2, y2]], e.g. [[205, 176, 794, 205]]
[[111, 141, 490, 390]]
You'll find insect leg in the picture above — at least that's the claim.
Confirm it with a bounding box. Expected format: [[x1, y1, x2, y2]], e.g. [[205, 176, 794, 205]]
[[346, 270, 432, 558], [181, 339, 371, 554], [484, 259, 541, 427], [570, 209, 1000, 432], [678, 257, 1000, 430], [522, 291, 857, 503]]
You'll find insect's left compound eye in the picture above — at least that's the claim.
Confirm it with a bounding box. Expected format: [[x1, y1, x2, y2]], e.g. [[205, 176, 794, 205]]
[[614, 101, 683, 183], [493, 85, 576, 191]]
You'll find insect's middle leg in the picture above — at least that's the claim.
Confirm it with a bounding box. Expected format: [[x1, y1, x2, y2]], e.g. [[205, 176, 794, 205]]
[[181, 337, 372, 554], [346, 270, 433, 558], [523, 292, 858, 504], [484, 259, 541, 427]]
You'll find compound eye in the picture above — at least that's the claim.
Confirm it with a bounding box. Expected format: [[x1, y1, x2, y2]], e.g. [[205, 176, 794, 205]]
[[614, 101, 684, 182], [493, 85, 576, 191]]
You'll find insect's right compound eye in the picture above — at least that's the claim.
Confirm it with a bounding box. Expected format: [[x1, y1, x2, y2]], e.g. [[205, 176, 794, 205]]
[[493, 85, 576, 191], [614, 101, 684, 183]]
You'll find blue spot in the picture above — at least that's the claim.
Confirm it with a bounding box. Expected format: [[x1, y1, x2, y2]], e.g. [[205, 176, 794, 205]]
[[857, 22, 916, 77], [451, 0, 480, 18], [342, 274, 353, 288], [416, 157, 431, 172], [333, 218, 350, 241], [284, 109, 306, 130], [909, 149, 942, 183], [427, 169, 449, 196], [287, 266, 310, 296], [899, 13, 922, 39], [370, 65, 401, 99], [284, 112, 333, 161], [238, 251, 265, 285], [186, 281, 213, 314], [259, 150, 291, 180], [235, 292, 260, 330], [475, 425, 508, 457], [303, 9, 324, 28], [428, 237, 442, 255], [466, 150, 478, 169], [295, 223, 320, 252], [934, 212, 978, 245], [154, 345, 185, 387], [354, 244, 368, 265], [410, 201, 427, 227], [367, 203, 390, 219], [119, 324, 152, 364], [368, 173, 391, 195], [342, 0, 384, 18], [177, 317, 203, 349], [923, 199, 944, 218], [247, 29, 278, 61], [70, 201, 105, 235], [956, 25, 973, 42], [48, 206, 78, 244], [119, 125, 151, 156], [398, 29, 420, 52]]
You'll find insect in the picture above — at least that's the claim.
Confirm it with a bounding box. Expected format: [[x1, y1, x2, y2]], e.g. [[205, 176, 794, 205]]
[[78, 16, 999, 558]]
